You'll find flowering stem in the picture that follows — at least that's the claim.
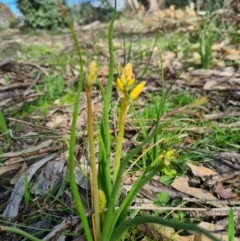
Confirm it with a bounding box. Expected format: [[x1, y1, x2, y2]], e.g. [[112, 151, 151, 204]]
[[58, 6, 94, 240], [86, 86, 101, 240], [113, 97, 128, 185]]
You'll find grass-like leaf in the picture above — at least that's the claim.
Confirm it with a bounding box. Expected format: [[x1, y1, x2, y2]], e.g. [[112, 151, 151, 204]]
[[111, 216, 221, 241]]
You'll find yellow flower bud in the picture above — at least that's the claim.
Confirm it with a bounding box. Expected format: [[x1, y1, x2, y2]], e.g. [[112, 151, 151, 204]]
[[121, 78, 128, 86], [130, 81, 146, 100], [99, 189, 106, 212], [125, 78, 135, 90], [157, 149, 175, 166], [117, 78, 124, 91], [122, 63, 133, 81], [117, 78, 125, 98], [165, 149, 175, 159], [86, 60, 98, 86]]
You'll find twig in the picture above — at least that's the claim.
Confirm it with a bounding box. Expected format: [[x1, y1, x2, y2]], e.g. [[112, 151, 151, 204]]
[[24, 71, 42, 93]]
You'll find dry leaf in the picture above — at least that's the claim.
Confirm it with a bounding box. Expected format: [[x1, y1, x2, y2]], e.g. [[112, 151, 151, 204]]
[[10, 162, 27, 184], [187, 162, 217, 181], [203, 80, 217, 90], [0, 162, 22, 176], [212, 182, 239, 200], [3, 155, 55, 220], [171, 176, 223, 207]]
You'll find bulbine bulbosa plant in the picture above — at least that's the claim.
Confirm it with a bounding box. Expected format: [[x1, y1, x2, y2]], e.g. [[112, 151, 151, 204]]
[[0, 1, 221, 241]]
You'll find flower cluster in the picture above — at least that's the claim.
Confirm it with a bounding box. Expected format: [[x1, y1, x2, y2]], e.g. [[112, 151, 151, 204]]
[[86, 60, 98, 86], [117, 63, 146, 100]]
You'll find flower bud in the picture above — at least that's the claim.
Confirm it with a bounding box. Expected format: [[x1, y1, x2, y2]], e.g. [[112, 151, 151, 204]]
[[130, 81, 146, 100], [99, 189, 106, 212], [86, 60, 97, 86]]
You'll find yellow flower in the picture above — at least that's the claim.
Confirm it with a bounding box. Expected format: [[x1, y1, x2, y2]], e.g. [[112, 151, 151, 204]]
[[86, 60, 98, 86], [158, 149, 175, 166], [116, 63, 144, 100], [165, 149, 175, 159], [130, 81, 146, 100], [117, 63, 136, 98], [120, 63, 135, 88]]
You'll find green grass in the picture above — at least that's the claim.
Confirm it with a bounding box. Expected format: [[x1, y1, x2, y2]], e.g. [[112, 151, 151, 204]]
[[19, 75, 64, 116], [202, 121, 240, 149], [21, 43, 79, 73], [60, 89, 77, 105], [24, 173, 30, 206], [197, 13, 222, 69], [22, 45, 52, 59], [0, 110, 10, 142], [230, 27, 240, 44], [128, 89, 240, 187], [127, 92, 197, 175], [43, 52, 78, 71], [0, 176, 78, 238], [125, 32, 191, 67], [228, 209, 235, 241]]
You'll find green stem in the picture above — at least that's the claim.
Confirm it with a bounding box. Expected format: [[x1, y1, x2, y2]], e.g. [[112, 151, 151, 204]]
[[0, 226, 41, 241], [106, 0, 116, 104], [113, 97, 128, 185], [86, 86, 101, 240], [98, 0, 116, 201]]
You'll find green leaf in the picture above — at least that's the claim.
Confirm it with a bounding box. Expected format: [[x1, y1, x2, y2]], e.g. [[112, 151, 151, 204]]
[[111, 216, 221, 241], [159, 175, 175, 185], [163, 167, 177, 176], [155, 192, 170, 206], [0, 110, 10, 141], [171, 198, 182, 207], [228, 209, 235, 241]]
